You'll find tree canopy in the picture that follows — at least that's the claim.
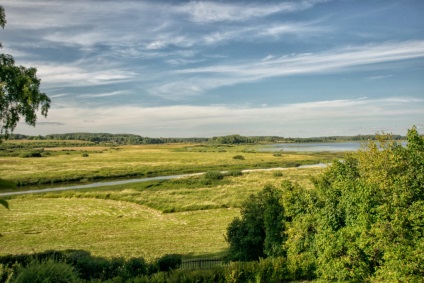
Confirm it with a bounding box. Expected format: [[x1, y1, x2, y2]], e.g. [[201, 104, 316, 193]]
[[226, 126, 424, 281], [0, 5, 50, 142]]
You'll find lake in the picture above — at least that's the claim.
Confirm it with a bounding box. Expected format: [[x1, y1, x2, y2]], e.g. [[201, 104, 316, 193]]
[[260, 141, 366, 152], [260, 141, 407, 152]]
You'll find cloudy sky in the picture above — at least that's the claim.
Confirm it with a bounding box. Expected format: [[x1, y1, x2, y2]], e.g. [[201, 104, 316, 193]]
[[2, 0, 424, 137]]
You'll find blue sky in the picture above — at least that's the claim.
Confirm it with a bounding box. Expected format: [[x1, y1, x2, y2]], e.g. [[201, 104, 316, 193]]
[[2, 0, 424, 137]]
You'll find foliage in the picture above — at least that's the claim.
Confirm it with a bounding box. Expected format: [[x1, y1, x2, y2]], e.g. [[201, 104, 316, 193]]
[[225, 185, 285, 261], [0, 250, 156, 282], [282, 126, 424, 281], [19, 150, 43, 158], [221, 127, 423, 281], [155, 254, 182, 272], [11, 259, 80, 283], [272, 171, 283, 177], [203, 171, 225, 181], [224, 170, 243, 177], [0, 6, 50, 142], [232, 155, 245, 160]]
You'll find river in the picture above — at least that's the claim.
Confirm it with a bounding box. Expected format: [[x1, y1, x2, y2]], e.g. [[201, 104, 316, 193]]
[[0, 164, 327, 197], [259, 141, 364, 152]]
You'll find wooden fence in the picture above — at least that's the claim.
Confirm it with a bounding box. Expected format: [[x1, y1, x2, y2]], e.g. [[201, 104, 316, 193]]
[[179, 258, 226, 270]]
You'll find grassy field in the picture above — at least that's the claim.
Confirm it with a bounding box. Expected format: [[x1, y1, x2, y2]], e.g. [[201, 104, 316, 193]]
[[0, 142, 340, 186], [0, 166, 323, 260]]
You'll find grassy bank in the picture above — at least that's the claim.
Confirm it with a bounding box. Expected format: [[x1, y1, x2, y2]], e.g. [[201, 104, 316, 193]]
[[0, 167, 321, 260]]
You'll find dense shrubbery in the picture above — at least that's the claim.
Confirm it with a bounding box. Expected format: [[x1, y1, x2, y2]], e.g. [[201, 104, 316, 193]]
[[0, 251, 291, 283], [0, 250, 182, 282], [11, 259, 80, 283], [225, 126, 424, 282]]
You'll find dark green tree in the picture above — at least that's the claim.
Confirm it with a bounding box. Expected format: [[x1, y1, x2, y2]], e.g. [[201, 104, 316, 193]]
[[226, 185, 285, 261]]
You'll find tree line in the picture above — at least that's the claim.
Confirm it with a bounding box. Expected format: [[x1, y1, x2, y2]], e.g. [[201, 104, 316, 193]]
[[8, 132, 408, 145]]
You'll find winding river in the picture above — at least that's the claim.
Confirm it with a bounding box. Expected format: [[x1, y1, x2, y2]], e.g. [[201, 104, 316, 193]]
[[0, 164, 327, 197]]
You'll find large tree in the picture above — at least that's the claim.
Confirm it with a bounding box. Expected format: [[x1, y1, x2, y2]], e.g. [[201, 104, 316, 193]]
[[0, 5, 50, 142], [0, 5, 50, 207]]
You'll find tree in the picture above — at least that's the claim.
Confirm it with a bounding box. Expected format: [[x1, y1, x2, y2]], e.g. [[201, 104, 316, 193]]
[[0, 5, 50, 208], [284, 127, 424, 281], [226, 185, 285, 261], [0, 5, 51, 142]]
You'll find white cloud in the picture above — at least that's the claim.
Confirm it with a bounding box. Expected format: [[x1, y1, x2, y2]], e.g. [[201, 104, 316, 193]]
[[15, 97, 424, 137]]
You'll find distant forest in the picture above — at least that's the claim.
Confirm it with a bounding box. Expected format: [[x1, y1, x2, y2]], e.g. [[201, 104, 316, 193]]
[[8, 132, 406, 145]]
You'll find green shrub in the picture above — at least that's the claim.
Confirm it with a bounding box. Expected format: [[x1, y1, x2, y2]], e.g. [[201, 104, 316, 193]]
[[11, 259, 79, 283], [273, 152, 282, 157], [19, 151, 42, 158], [204, 171, 225, 181], [0, 178, 16, 190], [232, 155, 245, 160], [125, 257, 149, 278], [81, 153, 89, 157], [272, 171, 283, 177], [156, 254, 182, 272], [225, 170, 243, 177]]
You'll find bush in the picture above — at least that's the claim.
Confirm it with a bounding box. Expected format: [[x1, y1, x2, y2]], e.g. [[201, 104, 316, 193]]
[[272, 171, 283, 177], [156, 254, 182, 272], [232, 155, 245, 160], [81, 153, 89, 157], [225, 170, 243, 177], [204, 171, 225, 181], [11, 259, 79, 283], [19, 151, 42, 158], [125, 257, 149, 278]]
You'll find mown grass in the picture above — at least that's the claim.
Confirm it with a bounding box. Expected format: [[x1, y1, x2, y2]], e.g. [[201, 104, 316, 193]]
[[0, 168, 322, 260], [0, 198, 236, 261], [0, 143, 339, 187]]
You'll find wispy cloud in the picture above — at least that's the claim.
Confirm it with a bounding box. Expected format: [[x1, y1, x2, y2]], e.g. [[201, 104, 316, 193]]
[[79, 91, 128, 98], [178, 0, 329, 23], [34, 64, 137, 88], [367, 75, 393, 80], [163, 40, 424, 96]]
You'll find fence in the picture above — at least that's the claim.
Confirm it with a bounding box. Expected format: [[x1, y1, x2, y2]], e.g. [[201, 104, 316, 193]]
[[179, 258, 226, 270]]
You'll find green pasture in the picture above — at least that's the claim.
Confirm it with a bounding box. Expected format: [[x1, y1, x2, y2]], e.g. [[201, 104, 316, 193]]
[[0, 167, 322, 260], [0, 142, 339, 186]]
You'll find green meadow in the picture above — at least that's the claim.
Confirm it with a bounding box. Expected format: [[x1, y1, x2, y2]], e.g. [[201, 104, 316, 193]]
[[0, 142, 331, 261], [0, 142, 337, 186]]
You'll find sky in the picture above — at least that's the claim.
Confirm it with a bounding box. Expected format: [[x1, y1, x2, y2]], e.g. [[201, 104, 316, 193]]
[[1, 0, 424, 138]]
